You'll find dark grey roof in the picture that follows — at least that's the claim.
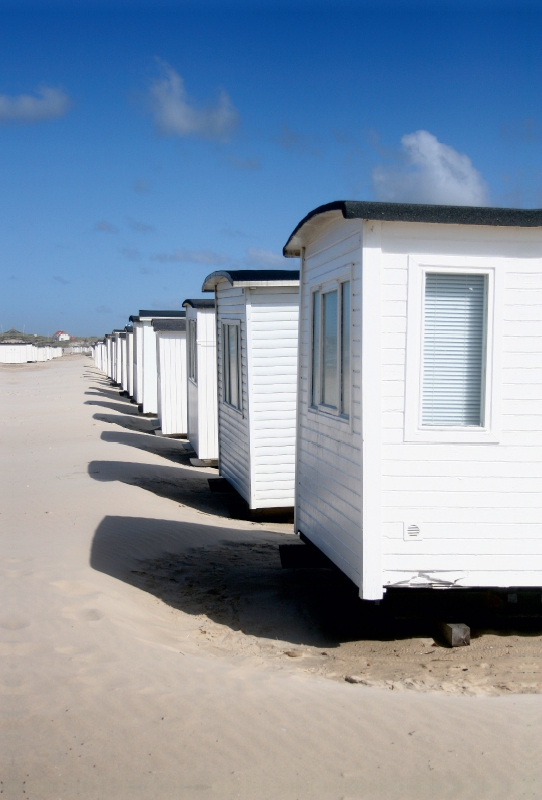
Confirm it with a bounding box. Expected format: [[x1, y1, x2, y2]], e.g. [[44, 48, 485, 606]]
[[202, 269, 300, 292], [152, 319, 187, 332], [128, 315, 140, 323], [138, 309, 185, 319], [124, 325, 133, 333], [283, 200, 542, 256], [119, 332, 127, 339], [182, 298, 216, 309], [112, 329, 124, 333]]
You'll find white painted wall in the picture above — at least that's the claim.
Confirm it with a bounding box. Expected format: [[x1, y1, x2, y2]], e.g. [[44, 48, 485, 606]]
[[186, 306, 218, 460], [126, 332, 134, 397], [296, 217, 364, 587], [248, 287, 299, 508], [133, 323, 144, 404], [216, 285, 251, 503], [156, 331, 187, 435], [215, 282, 299, 509]]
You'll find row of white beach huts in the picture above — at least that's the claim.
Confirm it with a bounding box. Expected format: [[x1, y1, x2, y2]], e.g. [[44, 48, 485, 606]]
[[93, 199, 542, 600], [0, 343, 64, 363]]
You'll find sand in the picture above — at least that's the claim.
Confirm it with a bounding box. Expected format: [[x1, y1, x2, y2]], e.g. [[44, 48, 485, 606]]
[[1, 356, 541, 798]]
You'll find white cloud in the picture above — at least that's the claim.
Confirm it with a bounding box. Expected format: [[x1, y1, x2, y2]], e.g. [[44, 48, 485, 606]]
[[245, 248, 286, 268], [151, 248, 230, 266], [0, 85, 70, 124], [149, 63, 239, 140], [372, 130, 489, 206]]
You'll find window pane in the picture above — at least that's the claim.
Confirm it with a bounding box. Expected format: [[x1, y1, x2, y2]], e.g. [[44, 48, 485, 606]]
[[322, 290, 338, 407], [188, 320, 197, 381], [223, 325, 230, 404], [311, 292, 321, 406], [228, 325, 239, 409], [341, 281, 351, 416], [422, 273, 486, 426]]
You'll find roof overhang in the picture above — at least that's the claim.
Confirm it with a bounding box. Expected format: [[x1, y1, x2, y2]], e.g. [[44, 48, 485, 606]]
[[283, 200, 542, 257], [182, 298, 216, 309], [202, 269, 300, 292]]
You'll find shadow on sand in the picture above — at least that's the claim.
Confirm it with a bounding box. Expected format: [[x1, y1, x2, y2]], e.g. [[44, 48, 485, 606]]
[[90, 516, 542, 649], [100, 430, 193, 464], [90, 515, 380, 648], [88, 459, 226, 516], [92, 412, 157, 434]]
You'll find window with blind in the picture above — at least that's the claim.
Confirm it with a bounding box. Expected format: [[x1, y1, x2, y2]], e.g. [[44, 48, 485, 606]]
[[422, 272, 487, 427]]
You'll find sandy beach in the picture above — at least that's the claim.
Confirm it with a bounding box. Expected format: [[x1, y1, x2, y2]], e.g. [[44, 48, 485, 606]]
[[2, 356, 542, 798]]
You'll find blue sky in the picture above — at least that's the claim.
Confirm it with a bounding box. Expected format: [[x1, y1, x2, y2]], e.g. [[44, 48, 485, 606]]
[[0, 0, 540, 336]]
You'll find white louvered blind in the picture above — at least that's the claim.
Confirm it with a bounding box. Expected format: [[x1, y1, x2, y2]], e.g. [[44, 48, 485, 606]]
[[422, 273, 486, 426]]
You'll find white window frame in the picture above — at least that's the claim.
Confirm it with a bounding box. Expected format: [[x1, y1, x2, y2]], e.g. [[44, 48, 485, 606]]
[[188, 318, 197, 385], [309, 269, 352, 422], [222, 320, 242, 413], [404, 256, 502, 443]]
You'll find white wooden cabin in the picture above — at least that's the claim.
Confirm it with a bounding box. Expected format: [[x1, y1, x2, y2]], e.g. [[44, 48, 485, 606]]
[[113, 330, 124, 386], [202, 269, 300, 510], [119, 332, 128, 391], [125, 327, 134, 397], [284, 199, 542, 599], [129, 317, 144, 404], [153, 319, 187, 436], [129, 310, 186, 415], [182, 299, 218, 462]]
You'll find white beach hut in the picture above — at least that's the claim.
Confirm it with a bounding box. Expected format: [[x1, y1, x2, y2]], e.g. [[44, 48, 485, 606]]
[[153, 318, 188, 436], [202, 269, 300, 510], [119, 332, 128, 392], [284, 199, 542, 600], [128, 317, 143, 404], [182, 299, 218, 463], [128, 310, 186, 415], [125, 326, 134, 398]]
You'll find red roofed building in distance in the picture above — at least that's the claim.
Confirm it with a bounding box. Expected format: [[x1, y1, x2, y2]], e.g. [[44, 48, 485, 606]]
[[52, 330, 70, 341]]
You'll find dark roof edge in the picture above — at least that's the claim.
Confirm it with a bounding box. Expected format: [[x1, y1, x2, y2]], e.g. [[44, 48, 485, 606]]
[[202, 269, 300, 291], [283, 200, 542, 256], [182, 298, 216, 309], [152, 319, 187, 332], [138, 309, 186, 318]]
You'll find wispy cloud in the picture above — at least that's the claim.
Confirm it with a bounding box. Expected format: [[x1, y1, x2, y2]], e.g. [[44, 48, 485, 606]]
[[220, 227, 248, 238], [139, 265, 159, 275], [94, 220, 119, 234], [120, 247, 141, 260], [96, 305, 111, 314], [227, 154, 261, 170], [273, 124, 320, 156], [134, 178, 151, 193], [501, 118, 542, 144], [151, 248, 230, 266], [0, 85, 70, 124], [245, 248, 286, 268], [372, 130, 489, 206], [149, 61, 239, 140], [53, 275, 70, 284], [128, 217, 155, 233]]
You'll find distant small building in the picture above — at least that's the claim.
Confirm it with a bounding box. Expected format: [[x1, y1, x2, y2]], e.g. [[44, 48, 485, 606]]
[[52, 330, 70, 341]]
